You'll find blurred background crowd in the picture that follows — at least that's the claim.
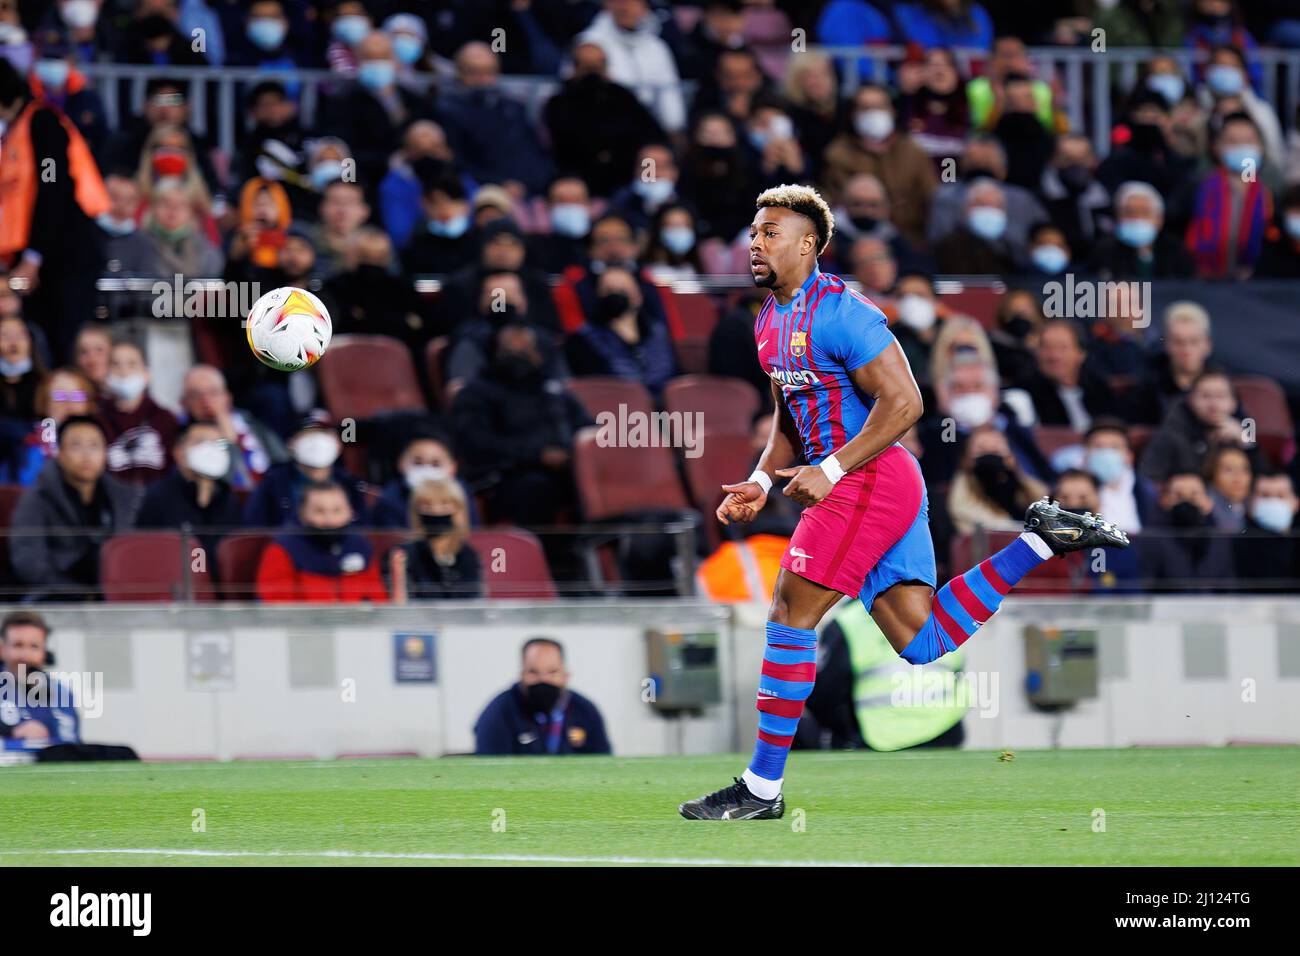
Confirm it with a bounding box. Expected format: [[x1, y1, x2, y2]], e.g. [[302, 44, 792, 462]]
[[0, 0, 1298, 603]]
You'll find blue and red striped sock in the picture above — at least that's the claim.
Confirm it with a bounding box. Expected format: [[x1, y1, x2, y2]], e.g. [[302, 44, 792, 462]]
[[743, 620, 817, 799], [899, 532, 1052, 664]]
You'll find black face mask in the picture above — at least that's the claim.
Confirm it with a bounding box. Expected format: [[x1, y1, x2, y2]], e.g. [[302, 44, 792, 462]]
[[1128, 122, 1166, 154], [307, 527, 344, 550], [850, 214, 879, 233], [523, 681, 562, 714], [995, 112, 1045, 142], [973, 453, 1020, 511], [1058, 164, 1092, 194], [494, 352, 541, 385], [595, 292, 632, 324], [419, 513, 455, 535], [487, 303, 522, 326], [1003, 315, 1033, 340], [963, 165, 999, 182], [1169, 501, 1204, 528]]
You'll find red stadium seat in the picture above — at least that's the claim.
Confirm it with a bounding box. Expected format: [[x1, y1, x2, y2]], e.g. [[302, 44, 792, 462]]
[[565, 376, 655, 421], [667, 293, 721, 374], [216, 533, 273, 600], [1128, 425, 1156, 458], [467, 528, 558, 599], [1032, 425, 1084, 457], [424, 336, 451, 409], [937, 283, 1004, 329], [317, 335, 427, 421], [682, 431, 756, 550], [663, 374, 761, 437], [101, 532, 214, 602], [1233, 375, 1295, 466], [573, 431, 690, 521]]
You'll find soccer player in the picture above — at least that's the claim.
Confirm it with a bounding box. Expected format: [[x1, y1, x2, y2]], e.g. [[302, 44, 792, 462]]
[[679, 185, 1130, 820]]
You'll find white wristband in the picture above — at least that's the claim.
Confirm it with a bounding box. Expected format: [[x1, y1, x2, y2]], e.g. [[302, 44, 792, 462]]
[[819, 454, 846, 485], [748, 470, 772, 494]]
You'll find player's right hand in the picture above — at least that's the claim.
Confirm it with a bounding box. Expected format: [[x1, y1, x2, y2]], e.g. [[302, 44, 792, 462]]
[[716, 481, 767, 525]]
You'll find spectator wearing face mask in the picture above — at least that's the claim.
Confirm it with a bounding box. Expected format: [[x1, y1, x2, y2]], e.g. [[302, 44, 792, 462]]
[[992, 75, 1056, 193], [377, 120, 464, 252], [1021, 223, 1073, 283], [256, 480, 388, 603], [1186, 112, 1273, 280], [451, 323, 593, 528], [1081, 419, 1158, 534], [1138, 472, 1235, 587], [1052, 466, 1143, 592], [323, 1, 373, 77], [97, 339, 178, 487], [926, 135, 1049, 262], [10, 415, 140, 601], [118, 2, 209, 68], [578, 0, 686, 134], [243, 413, 370, 528], [933, 178, 1017, 274], [97, 170, 158, 278], [742, 103, 807, 190], [1195, 42, 1280, 168], [920, 352, 1051, 487], [552, 213, 674, 335], [531, 176, 594, 273], [179, 365, 286, 491], [371, 432, 478, 530], [1204, 444, 1253, 532], [0, 315, 44, 424], [387, 477, 483, 602], [1234, 471, 1300, 592], [1141, 369, 1258, 484], [543, 40, 666, 198], [321, 225, 429, 352], [401, 167, 478, 276], [885, 272, 942, 384], [831, 173, 930, 276], [947, 424, 1049, 537], [27, 39, 106, 155], [564, 265, 677, 399], [678, 110, 758, 243], [644, 203, 703, 280], [609, 142, 682, 233], [318, 30, 436, 190], [1090, 181, 1194, 281], [1256, 184, 1300, 277], [136, 419, 243, 554], [231, 1, 304, 75], [474, 637, 612, 755], [823, 84, 937, 248], [1039, 134, 1112, 262]]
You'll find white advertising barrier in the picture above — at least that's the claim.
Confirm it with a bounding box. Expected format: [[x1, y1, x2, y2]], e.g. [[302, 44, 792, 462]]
[[8, 596, 1299, 760]]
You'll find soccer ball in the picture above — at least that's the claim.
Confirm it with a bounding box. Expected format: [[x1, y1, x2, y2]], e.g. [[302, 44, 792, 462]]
[[245, 286, 332, 372]]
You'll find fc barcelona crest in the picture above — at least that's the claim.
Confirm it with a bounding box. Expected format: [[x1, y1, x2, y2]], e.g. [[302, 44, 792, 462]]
[[790, 330, 807, 357]]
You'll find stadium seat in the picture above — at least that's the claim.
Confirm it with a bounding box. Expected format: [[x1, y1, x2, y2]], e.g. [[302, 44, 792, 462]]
[[1233, 375, 1295, 465], [424, 336, 451, 408], [216, 533, 273, 600], [936, 284, 1004, 329], [572, 431, 690, 521], [950, 531, 1089, 594], [0, 484, 25, 591], [467, 528, 558, 599], [664, 374, 761, 437], [666, 292, 721, 374], [316, 335, 427, 421], [101, 532, 214, 602], [1128, 425, 1156, 458], [1033, 425, 1084, 457], [565, 376, 655, 421], [682, 431, 756, 550]]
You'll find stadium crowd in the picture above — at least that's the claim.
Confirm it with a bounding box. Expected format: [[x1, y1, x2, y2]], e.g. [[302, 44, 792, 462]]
[[0, 0, 1298, 602]]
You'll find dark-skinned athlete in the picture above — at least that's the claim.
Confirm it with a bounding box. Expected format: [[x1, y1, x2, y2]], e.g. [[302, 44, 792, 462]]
[[679, 185, 1130, 820]]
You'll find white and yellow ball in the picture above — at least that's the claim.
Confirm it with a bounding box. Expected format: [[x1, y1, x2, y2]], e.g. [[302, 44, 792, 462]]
[[245, 286, 332, 372]]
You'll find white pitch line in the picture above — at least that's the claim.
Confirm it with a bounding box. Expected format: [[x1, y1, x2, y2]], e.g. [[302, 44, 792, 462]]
[[0, 848, 990, 867]]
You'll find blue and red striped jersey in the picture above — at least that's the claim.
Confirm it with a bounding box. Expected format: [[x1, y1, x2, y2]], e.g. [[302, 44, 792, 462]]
[[754, 268, 897, 465]]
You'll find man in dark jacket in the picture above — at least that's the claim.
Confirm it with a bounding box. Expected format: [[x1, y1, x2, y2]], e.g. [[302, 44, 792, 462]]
[[9, 416, 140, 601], [1021, 320, 1121, 430], [1233, 471, 1300, 592], [474, 637, 611, 755], [451, 324, 592, 527], [136, 420, 244, 560], [1136, 473, 1236, 588], [542, 39, 666, 197]]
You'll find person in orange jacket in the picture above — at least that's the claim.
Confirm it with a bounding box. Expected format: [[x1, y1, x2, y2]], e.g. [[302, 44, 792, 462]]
[[256, 480, 388, 603]]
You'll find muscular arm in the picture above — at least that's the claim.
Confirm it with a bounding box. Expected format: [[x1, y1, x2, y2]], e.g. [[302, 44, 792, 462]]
[[832, 340, 924, 472]]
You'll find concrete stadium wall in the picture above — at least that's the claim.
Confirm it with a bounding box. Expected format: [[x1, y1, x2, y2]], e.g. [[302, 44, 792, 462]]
[[13, 597, 1300, 761]]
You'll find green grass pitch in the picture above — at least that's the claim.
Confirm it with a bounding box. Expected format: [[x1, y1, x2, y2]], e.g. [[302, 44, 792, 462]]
[[1, 747, 1295, 866]]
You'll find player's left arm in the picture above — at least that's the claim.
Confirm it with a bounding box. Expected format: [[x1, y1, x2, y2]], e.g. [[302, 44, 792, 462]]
[[777, 341, 923, 506]]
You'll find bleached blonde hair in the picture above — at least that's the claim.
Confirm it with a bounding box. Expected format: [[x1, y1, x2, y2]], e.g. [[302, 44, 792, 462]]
[[755, 183, 835, 255]]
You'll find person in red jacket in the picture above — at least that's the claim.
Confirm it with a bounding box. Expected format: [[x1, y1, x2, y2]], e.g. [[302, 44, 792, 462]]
[[256, 480, 388, 603]]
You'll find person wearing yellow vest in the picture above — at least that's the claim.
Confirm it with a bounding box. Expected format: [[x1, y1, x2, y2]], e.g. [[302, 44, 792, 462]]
[[804, 599, 967, 752], [0, 59, 109, 364]]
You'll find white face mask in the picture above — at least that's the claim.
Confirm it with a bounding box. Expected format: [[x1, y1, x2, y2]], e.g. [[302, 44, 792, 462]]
[[293, 431, 341, 469], [950, 392, 995, 429], [60, 0, 98, 30], [106, 373, 147, 402], [896, 294, 936, 332], [186, 440, 231, 479], [855, 109, 894, 141], [404, 464, 450, 489]]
